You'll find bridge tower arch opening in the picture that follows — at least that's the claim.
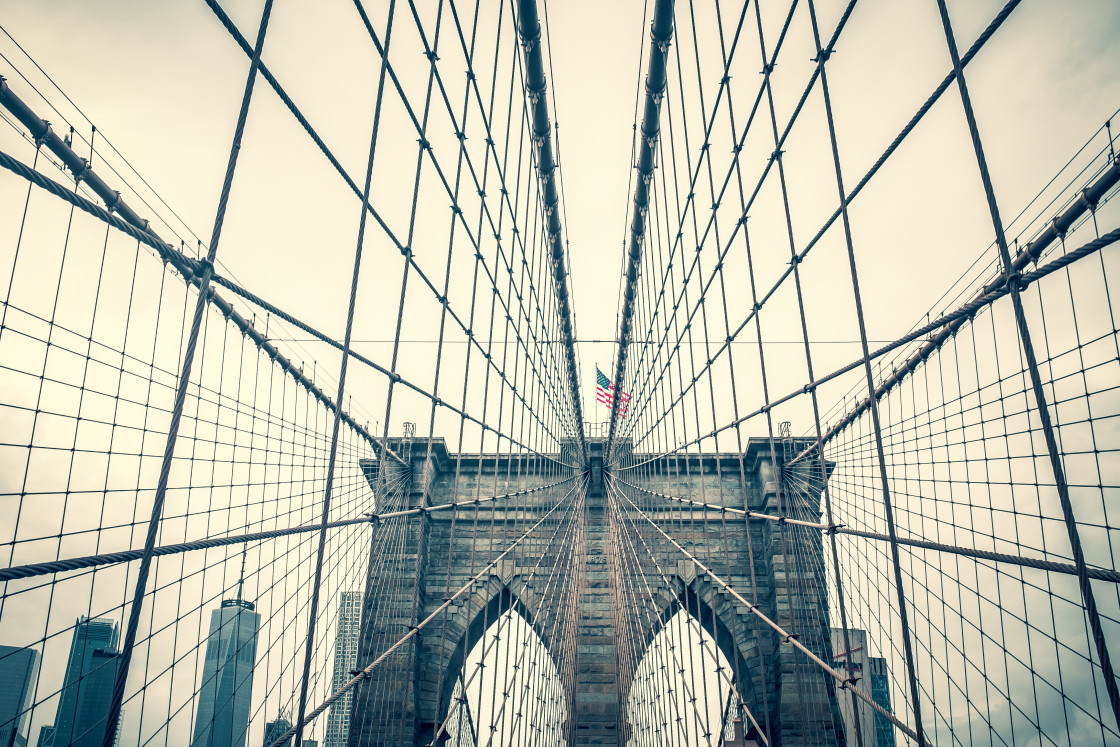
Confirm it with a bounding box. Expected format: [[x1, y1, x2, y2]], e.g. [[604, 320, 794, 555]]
[[437, 587, 567, 746], [625, 588, 753, 747]]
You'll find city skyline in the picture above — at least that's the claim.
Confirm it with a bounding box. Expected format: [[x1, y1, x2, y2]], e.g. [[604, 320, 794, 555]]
[[6, 589, 351, 747]]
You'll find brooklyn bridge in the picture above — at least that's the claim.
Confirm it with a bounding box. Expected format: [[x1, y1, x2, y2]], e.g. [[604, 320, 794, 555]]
[[0, 0, 1117, 745]]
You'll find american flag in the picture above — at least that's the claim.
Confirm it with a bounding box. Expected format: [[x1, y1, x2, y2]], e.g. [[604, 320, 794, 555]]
[[595, 366, 630, 417]]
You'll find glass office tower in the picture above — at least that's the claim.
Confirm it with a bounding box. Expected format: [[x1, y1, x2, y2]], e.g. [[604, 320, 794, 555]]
[[191, 598, 260, 747]]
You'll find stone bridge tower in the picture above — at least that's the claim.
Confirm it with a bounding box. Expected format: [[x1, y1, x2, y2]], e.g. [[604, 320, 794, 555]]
[[348, 437, 844, 746]]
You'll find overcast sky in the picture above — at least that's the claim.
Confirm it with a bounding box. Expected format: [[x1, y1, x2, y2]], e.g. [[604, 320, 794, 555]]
[[2, 1, 1120, 746], [2, 0, 1118, 438]]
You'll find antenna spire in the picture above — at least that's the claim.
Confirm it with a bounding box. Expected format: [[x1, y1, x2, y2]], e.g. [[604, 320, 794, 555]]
[[236, 543, 247, 603]]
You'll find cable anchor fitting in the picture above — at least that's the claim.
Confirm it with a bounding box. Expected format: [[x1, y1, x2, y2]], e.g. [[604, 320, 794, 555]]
[[71, 158, 92, 186], [34, 120, 53, 149]]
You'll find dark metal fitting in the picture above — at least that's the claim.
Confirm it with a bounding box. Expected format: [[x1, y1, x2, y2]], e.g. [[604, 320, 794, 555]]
[[721, 75, 731, 85], [826, 523, 844, 535], [34, 121, 53, 148], [388, 371, 402, 383], [416, 137, 431, 150], [782, 633, 799, 643], [72, 158, 92, 185], [425, 50, 439, 62], [454, 129, 466, 141], [813, 48, 834, 64]]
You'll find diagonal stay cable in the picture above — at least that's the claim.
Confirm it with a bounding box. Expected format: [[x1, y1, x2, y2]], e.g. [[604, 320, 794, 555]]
[[0, 142, 580, 468], [616, 223, 1120, 473], [617, 0, 806, 445], [263, 475, 585, 747], [612, 476, 1120, 584], [204, 0, 573, 451], [622, 0, 1025, 451], [515, 0, 587, 458], [608, 473, 922, 744], [932, 0, 1120, 728], [789, 151, 1120, 460], [103, 4, 275, 742], [353, 0, 578, 436], [608, 0, 675, 457]]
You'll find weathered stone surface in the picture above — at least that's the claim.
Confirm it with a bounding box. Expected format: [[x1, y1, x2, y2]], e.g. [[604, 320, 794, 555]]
[[348, 437, 843, 746]]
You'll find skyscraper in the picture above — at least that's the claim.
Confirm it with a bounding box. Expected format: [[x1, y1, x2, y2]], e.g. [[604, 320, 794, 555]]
[[262, 715, 292, 747], [868, 656, 894, 747], [51, 617, 120, 747], [0, 645, 39, 747], [324, 592, 360, 747], [831, 628, 894, 747], [32, 726, 52, 747], [191, 582, 261, 747]]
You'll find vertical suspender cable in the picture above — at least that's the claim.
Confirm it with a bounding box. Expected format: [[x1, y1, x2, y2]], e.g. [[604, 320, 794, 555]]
[[292, 1, 397, 744], [607, 0, 675, 461], [101, 3, 275, 745], [517, 0, 588, 465], [932, 0, 1120, 730]]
